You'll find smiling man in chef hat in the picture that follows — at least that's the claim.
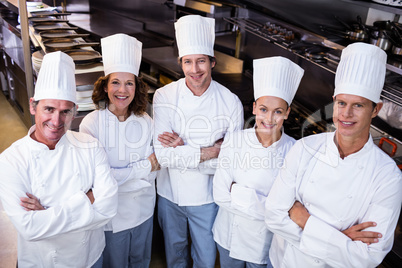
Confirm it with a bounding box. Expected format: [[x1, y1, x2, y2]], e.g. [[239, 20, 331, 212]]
[[152, 15, 244, 267], [0, 51, 118, 268], [265, 43, 402, 267]]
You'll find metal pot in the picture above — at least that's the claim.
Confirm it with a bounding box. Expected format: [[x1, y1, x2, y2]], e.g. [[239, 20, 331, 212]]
[[370, 37, 393, 51], [392, 45, 402, 55], [370, 30, 393, 51], [321, 26, 368, 42], [327, 15, 369, 42], [348, 29, 369, 41]]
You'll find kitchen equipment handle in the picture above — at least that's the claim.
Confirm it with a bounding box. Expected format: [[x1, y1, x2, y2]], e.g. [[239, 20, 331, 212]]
[[334, 15, 353, 30], [379, 137, 397, 157], [8, 76, 14, 90], [356, 15, 367, 33]]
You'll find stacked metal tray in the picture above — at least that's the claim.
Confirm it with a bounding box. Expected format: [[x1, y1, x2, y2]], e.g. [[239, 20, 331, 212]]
[[29, 12, 101, 65]]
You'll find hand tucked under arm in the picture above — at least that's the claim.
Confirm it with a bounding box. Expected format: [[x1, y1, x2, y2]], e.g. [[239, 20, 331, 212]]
[[342, 221, 382, 245], [86, 189, 95, 204], [288, 201, 310, 230], [147, 152, 161, 172], [200, 138, 224, 163], [20, 193, 45, 211], [158, 131, 184, 148]]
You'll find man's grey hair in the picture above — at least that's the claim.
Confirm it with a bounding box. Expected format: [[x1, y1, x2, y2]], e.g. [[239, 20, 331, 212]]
[[31, 100, 77, 116]]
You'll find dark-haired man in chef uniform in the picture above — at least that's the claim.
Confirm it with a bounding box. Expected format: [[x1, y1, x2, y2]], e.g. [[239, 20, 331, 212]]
[[153, 15, 244, 267]]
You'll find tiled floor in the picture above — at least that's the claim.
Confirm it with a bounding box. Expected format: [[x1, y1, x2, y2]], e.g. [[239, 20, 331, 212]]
[[0, 92, 25, 268]]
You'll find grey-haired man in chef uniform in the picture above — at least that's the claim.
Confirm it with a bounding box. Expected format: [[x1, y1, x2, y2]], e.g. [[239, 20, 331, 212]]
[[265, 42, 402, 267], [153, 15, 244, 267], [0, 51, 118, 267]]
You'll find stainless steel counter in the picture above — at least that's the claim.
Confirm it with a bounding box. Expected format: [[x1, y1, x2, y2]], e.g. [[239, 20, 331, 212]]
[[68, 9, 174, 49], [142, 46, 181, 80]]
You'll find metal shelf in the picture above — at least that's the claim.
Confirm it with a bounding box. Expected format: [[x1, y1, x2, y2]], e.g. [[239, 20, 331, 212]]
[[386, 63, 402, 75], [341, 0, 402, 16], [225, 17, 339, 73], [0, 0, 18, 14], [225, 16, 402, 108]]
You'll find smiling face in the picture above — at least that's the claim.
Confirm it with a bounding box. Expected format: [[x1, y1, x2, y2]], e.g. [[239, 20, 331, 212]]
[[253, 96, 290, 137], [105, 72, 136, 119], [181, 54, 215, 96], [333, 94, 382, 142], [30, 98, 75, 149]]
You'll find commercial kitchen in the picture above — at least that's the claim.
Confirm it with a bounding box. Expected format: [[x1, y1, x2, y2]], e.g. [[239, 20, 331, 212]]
[[0, 0, 401, 267]]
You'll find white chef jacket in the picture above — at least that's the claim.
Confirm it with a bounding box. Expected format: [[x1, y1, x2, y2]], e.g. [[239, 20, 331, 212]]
[[80, 108, 156, 233], [213, 128, 295, 264], [265, 132, 402, 268], [153, 78, 244, 206], [0, 126, 118, 268]]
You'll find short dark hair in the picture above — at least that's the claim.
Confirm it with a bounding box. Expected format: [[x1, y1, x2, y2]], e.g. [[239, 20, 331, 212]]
[[92, 74, 149, 116]]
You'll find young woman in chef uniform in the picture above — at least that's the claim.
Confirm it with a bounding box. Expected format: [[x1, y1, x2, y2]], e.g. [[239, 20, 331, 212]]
[[80, 33, 159, 268], [212, 56, 304, 268]]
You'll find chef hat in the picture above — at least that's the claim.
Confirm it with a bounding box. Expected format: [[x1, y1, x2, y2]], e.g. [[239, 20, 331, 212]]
[[175, 15, 215, 58], [101, 33, 142, 76], [34, 51, 76, 103], [253, 56, 304, 105], [334, 42, 387, 103]]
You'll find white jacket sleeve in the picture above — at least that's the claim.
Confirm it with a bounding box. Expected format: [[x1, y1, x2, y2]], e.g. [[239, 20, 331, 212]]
[[80, 111, 155, 193], [230, 184, 267, 221], [299, 164, 402, 268], [198, 97, 243, 175], [197, 159, 218, 175], [265, 143, 305, 245], [0, 145, 117, 242], [230, 96, 244, 133], [109, 160, 153, 193], [153, 90, 201, 170], [110, 142, 156, 193], [213, 134, 265, 220], [83, 145, 118, 231], [213, 135, 234, 209]]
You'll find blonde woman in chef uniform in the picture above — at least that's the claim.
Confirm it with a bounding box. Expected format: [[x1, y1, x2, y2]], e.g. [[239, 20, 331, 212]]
[[80, 33, 159, 268], [212, 57, 304, 268], [265, 43, 402, 267]]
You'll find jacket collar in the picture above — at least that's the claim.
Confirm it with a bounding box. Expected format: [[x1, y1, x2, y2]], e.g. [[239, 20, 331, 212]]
[[27, 125, 68, 150]]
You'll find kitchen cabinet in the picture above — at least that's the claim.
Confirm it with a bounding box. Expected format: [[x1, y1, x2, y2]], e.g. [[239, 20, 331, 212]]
[[5, 52, 31, 126], [0, 1, 34, 127]]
